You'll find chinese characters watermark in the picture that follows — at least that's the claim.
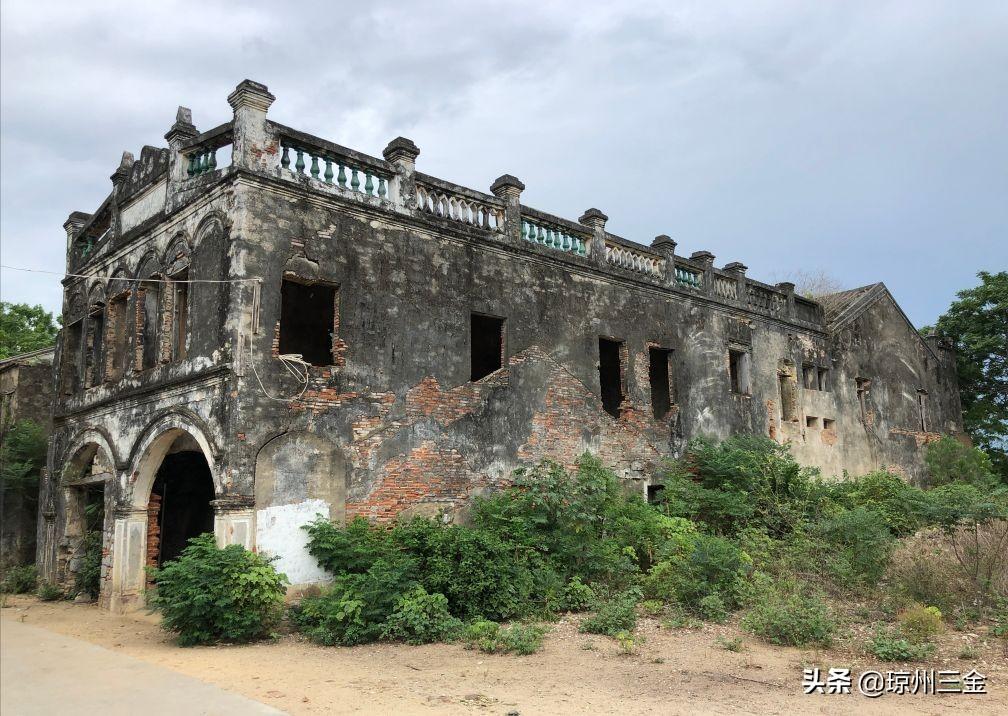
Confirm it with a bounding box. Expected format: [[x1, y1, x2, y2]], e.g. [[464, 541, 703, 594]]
[[803, 668, 987, 697]]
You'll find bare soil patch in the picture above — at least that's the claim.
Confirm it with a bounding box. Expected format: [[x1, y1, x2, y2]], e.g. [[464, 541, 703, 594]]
[[2, 596, 1004, 715]]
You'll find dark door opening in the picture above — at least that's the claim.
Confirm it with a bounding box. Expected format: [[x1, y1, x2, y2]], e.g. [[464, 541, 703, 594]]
[[648, 347, 672, 419], [599, 338, 623, 418], [279, 279, 337, 366], [149, 451, 215, 566], [470, 313, 504, 381]]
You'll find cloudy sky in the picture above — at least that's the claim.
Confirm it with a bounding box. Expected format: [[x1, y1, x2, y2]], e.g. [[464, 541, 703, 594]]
[[1, 0, 1005, 327]]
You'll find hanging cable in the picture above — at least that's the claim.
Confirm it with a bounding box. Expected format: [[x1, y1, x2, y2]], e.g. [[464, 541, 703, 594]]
[[247, 328, 312, 402]]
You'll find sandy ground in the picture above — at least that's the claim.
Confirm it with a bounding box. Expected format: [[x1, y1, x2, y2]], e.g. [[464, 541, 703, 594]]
[[1, 596, 1004, 715]]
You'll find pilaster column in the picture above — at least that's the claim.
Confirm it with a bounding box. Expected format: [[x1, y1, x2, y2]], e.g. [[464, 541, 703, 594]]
[[651, 234, 677, 288], [383, 137, 420, 210], [690, 251, 716, 296], [211, 496, 256, 550], [227, 80, 276, 172], [725, 262, 748, 305], [578, 208, 608, 266], [490, 175, 526, 244], [109, 506, 148, 613], [776, 281, 796, 319]]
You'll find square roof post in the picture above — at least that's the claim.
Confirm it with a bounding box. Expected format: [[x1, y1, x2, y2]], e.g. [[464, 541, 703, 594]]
[[690, 250, 716, 296], [578, 208, 608, 266], [776, 281, 796, 319], [164, 107, 199, 212], [724, 262, 748, 305], [228, 80, 276, 171], [651, 234, 677, 287], [490, 174, 525, 244], [383, 137, 420, 210]]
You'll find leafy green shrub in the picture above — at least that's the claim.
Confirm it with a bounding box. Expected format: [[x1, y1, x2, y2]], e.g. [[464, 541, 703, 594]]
[[886, 529, 970, 613], [74, 531, 103, 599], [716, 635, 744, 651], [37, 582, 63, 601], [640, 599, 665, 617], [867, 627, 936, 661], [292, 556, 416, 646], [579, 589, 639, 636], [461, 620, 546, 655], [558, 577, 596, 612], [657, 436, 821, 536], [698, 594, 728, 623], [1, 564, 37, 594], [151, 535, 288, 646], [898, 604, 943, 643], [925, 436, 999, 490], [832, 470, 926, 537], [643, 533, 750, 612], [814, 507, 894, 584], [741, 584, 834, 647], [382, 586, 461, 645]]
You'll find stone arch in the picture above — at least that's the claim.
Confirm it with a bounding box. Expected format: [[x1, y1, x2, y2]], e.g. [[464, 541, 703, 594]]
[[108, 266, 131, 298], [62, 426, 122, 477], [253, 430, 347, 585], [162, 231, 192, 276], [193, 210, 230, 248], [134, 250, 162, 280], [127, 410, 221, 509]]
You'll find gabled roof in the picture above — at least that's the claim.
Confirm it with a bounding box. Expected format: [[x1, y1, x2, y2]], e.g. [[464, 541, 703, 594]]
[[0, 345, 55, 369], [820, 283, 939, 362]]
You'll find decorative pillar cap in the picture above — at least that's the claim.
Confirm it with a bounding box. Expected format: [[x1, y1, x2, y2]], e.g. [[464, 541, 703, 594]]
[[490, 174, 525, 197], [775, 281, 796, 292], [63, 211, 92, 234], [690, 250, 715, 266], [578, 208, 608, 229], [164, 106, 199, 145], [724, 261, 748, 275], [651, 234, 676, 251], [382, 136, 420, 163], [227, 79, 275, 113], [110, 151, 134, 184]]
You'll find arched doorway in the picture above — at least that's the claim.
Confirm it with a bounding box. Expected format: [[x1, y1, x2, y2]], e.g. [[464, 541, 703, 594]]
[[60, 442, 114, 600], [145, 432, 214, 567]]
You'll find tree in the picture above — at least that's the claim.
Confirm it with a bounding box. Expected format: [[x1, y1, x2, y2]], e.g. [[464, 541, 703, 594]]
[[935, 271, 1008, 481], [0, 419, 47, 505], [776, 269, 845, 299], [0, 302, 58, 359]]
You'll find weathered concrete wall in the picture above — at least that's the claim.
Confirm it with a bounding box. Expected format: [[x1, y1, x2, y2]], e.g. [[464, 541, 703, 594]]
[[41, 80, 964, 601]]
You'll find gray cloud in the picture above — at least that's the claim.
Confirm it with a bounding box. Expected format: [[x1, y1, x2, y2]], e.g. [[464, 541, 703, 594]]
[[2, 0, 1006, 327]]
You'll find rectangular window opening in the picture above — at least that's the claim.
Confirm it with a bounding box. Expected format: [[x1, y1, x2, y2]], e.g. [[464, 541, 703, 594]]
[[599, 337, 624, 418], [172, 271, 189, 362], [470, 313, 504, 381], [806, 415, 820, 429], [139, 282, 161, 370], [62, 320, 83, 394], [647, 484, 665, 504], [817, 367, 830, 391], [86, 306, 105, 388], [779, 366, 798, 422], [823, 418, 836, 431], [917, 390, 929, 432], [648, 347, 672, 420], [107, 294, 128, 382], [802, 364, 817, 390], [729, 348, 751, 395], [279, 278, 337, 366]]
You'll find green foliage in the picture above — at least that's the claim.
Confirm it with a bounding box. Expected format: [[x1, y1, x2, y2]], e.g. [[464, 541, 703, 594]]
[[0, 302, 57, 360], [925, 436, 999, 490], [716, 635, 745, 651], [657, 436, 821, 537], [698, 594, 728, 623], [579, 589, 639, 637], [643, 532, 750, 613], [812, 507, 894, 584], [151, 534, 288, 646], [897, 604, 943, 643], [37, 582, 63, 601], [934, 271, 1008, 481], [74, 531, 103, 599], [1, 564, 37, 593], [741, 583, 835, 647], [381, 586, 462, 645], [461, 620, 545, 655], [830, 470, 926, 537], [558, 577, 596, 613], [867, 627, 936, 661], [0, 420, 47, 498]]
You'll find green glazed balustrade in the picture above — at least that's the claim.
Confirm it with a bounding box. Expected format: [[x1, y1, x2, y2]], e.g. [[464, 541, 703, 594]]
[[280, 143, 387, 199], [521, 220, 587, 256], [186, 148, 219, 178], [674, 266, 703, 289]]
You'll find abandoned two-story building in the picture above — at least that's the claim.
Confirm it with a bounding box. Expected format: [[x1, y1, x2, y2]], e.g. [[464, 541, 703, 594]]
[[38, 80, 962, 610]]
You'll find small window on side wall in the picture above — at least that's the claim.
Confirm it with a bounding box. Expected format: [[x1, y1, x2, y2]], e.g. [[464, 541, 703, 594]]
[[470, 313, 505, 381], [648, 347, 673, 419], [278, 278, 337, 366], [728, 348, 751, 395], [599, 338, 624, 418]]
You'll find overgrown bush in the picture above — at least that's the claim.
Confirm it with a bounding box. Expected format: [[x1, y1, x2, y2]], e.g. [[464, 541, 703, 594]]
[[558, 577, 596, 612], [867, 627, 936, 661], [382, 586, 462, 645], [898, 604, 943, 643], [643, 532, 750, 613], [579, 589, 639, 636], [741, 583, 835, 647], [886, 530, 972, 613], [0, 564, 37, 594], [37, 582, 63, 601], [830, 470, 926, 537], [151, 535, 288, 646], [925, 436, 999, 490], [462, 620, 546, 655], [812, 506, 894, 584], [74, 531, 103, 599]]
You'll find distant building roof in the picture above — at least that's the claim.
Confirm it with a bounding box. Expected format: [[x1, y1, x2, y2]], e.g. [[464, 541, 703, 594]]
[[0, 345, 56, 370]]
